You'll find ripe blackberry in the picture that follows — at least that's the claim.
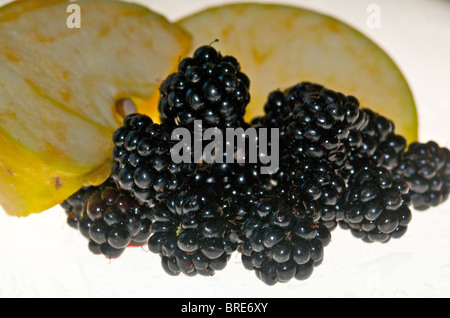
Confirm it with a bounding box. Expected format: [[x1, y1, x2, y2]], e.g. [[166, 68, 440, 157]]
[[343, 108, 407, 178], [272, 157, 348, 231], [61, 178, 117, 228], [62, 181, 153, 258], [111, 113, 200, 207], [394, 141, 449, 211], [251, 82, 323, 137], [286, 85, 367, 168], [158, 45, 250, 130], [61, 185, 100, 230], [253, 82, 365, 169], [339, 161, 412, 243], [239, 193, 331, 286], [147, 186, 238, 277], [252, 104, 350, 232], [285, 83, 366, 168], [215, 184, 271, 246]]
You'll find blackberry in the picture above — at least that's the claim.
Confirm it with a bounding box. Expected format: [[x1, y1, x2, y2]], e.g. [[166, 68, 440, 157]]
[[252, 82, 407, 174], [251, 82, 323, 137], [283, 83, 365, 168], [216, 184, 270, 245], [239, 193, 331, 286], [252, 91, 351, 231], [158, 45, 250, 130], [61, 185, 100, 230], [62, 181, 153, 258], [394, 141, 449, 211], [272, 157, 348, 231], [339, 161, 412, 243], [111, 113, 200, 206], [343, 108, 407, 178], [61, 178, 117, 228], [147, 186, 238, 277]]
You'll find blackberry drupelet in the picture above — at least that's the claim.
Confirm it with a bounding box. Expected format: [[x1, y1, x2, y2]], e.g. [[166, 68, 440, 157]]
[[239, 193, 331, 286], [394, 141, 449, 211], [63, 181, 153, 258], [339, 161, 412, 243], [158, 45, 250, 130], [343, 108, 407, 179], [147, 185, 238, 277], [111, 113, 200, 207]]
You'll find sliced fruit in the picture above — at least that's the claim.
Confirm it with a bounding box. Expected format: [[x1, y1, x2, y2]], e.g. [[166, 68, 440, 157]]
[[0, 0, 191, 216], [177, 3, 418, 143]]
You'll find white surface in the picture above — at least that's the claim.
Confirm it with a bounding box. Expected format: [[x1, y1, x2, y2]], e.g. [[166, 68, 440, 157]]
[[0, 0, 449, 298]]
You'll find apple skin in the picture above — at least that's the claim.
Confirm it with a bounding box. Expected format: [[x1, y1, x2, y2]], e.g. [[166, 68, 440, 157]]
[[177, 3, 418, 143]]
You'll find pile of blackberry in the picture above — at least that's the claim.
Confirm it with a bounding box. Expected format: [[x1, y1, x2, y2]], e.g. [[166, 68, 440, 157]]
[[60, 45, 449, 285]]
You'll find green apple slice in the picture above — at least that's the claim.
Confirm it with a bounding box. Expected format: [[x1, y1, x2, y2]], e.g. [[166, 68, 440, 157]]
[[177, 3, 418, 143], [0, 0, 191, 216]]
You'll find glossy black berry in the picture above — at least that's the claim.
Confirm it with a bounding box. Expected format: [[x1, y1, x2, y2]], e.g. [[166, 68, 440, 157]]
[[159, 45, 250, 130], [394, 141, 449, 211], [148, 186, 238, 277], [273, 157, 348, 231], [112, 113, 204, 206], [238, 193, 331, 285], [339, 161, 412, 243], [343, 108, 407, 178], [61, 180, 114, 229], [253, 82, 365, 169], [288, 83, 363, 166], [61, 180, 153, 258]]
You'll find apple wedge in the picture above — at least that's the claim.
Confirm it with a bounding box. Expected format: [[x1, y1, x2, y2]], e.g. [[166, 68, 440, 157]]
[[177, 3, 418, 143], [0, 0, 191, 216]]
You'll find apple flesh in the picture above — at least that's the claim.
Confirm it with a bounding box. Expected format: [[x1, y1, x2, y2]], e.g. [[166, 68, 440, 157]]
[[177, 3, 418, 143], [0, 0, 191, 216]]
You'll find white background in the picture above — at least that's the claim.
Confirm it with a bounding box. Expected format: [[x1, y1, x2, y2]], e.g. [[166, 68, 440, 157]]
[[0, 0, 449, 298]]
